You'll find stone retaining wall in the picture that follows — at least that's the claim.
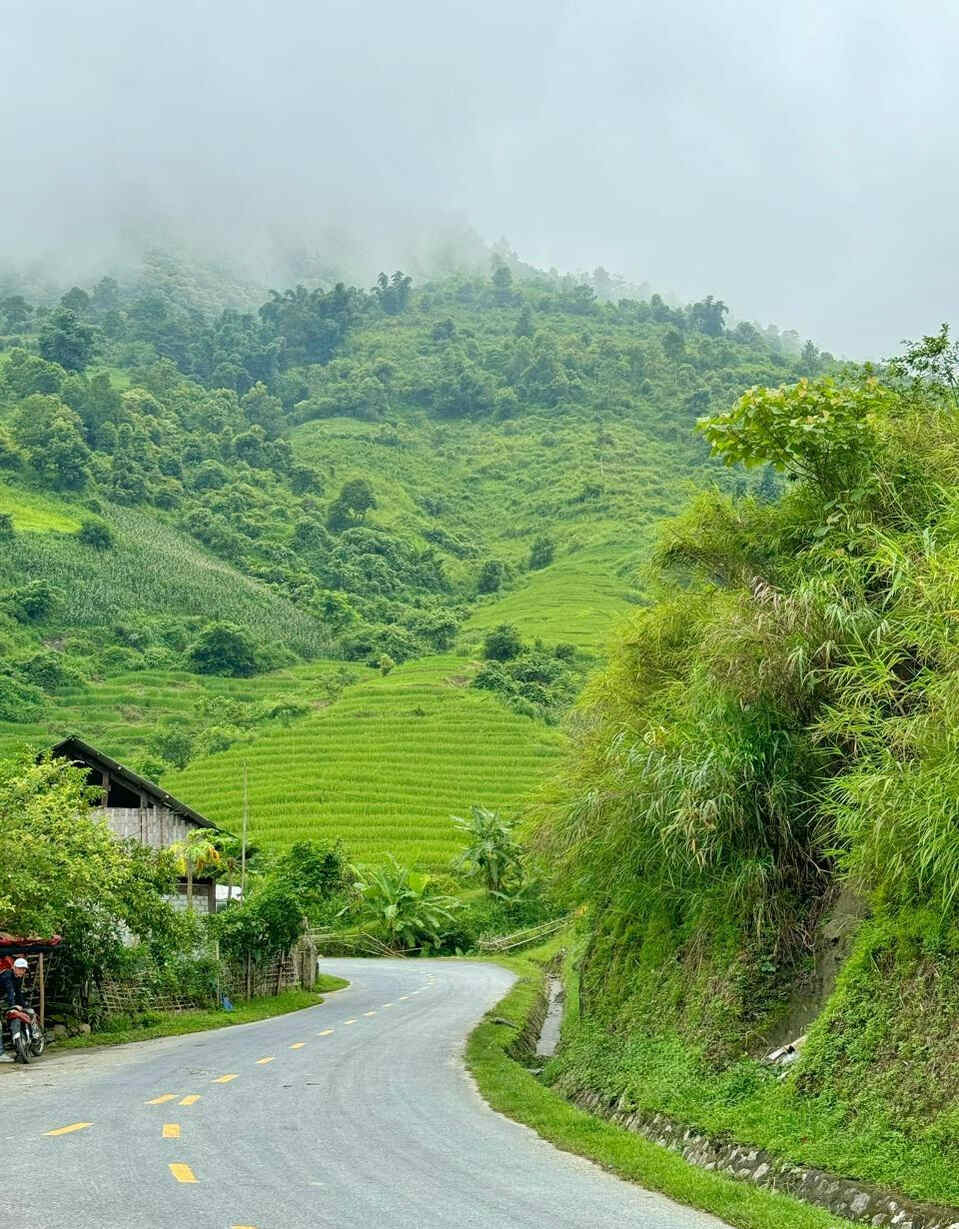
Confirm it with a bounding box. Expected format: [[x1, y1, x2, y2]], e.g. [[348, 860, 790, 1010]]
[[568, 1089, 959, 1229]]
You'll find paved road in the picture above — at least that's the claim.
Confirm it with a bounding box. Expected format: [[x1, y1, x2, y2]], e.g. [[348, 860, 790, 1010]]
[[5, 958, 726, 1229]]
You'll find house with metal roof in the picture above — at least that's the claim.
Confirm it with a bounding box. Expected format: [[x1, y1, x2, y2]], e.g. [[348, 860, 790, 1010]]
[[50, 736, 226, 914]]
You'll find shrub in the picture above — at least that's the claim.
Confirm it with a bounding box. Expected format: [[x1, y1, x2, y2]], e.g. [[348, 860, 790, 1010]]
[[18, 650, 85, 693], [529, 535, 555, 570], [76, 516, 115, 550], [327, 478, 377, 532], [0, 673, 45, 721], [483, 624, 523, 661], [452, 806, 524, 894], [339, 857, 463, 952], [147, 726, 195, 771], [186, 621, 260, 676], [3, 580, 59, 622], [477, 559, 508, 594]]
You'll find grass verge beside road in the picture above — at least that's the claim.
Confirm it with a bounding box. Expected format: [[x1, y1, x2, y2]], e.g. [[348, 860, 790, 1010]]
[[53, 976, 350, 1052], [466, 945, 854, 1229]]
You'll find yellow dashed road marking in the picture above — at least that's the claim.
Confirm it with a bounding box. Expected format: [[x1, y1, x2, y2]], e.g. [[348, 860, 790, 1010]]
[[44, 1122, 92, 1137], [398, 995, 410, 1000], [162, 1124, 180, 1139], [290, 1042, 306, 1049], [213, 1074, 238, 1083], [179, 1095, 201, 1106], [169, 1163, 197, 1184], [363, 1011, 376, 1017], [146, 1094, 177, 1105], [344, 1018, 357, 1024], [256, 1056, 274, 1065], [317, 1028, 334, 1036], [381, 1003, 394, 1008]]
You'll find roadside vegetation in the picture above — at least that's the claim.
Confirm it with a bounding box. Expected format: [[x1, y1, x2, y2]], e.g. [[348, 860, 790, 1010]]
[[55, 979, 348, 1051], [467, 940, 855, 1229], [534, 332, 959, 1208]]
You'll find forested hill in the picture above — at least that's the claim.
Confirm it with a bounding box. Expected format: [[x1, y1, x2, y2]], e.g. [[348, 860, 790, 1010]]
[[0, 259, 822, 794]]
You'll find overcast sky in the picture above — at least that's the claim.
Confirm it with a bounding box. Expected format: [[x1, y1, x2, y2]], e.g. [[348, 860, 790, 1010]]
[[1, 0, 956, 355]]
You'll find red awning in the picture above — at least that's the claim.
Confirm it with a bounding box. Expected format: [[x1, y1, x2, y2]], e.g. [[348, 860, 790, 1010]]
[[0, 933, 63, 956]]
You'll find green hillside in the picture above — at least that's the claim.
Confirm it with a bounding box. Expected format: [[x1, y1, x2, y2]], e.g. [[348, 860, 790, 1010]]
[[167, 656, 566, 866], [0, 261, 811, 862], [0, 661, 344, 761], [462, 547, 640, 650], [0, 503, 331, 657]]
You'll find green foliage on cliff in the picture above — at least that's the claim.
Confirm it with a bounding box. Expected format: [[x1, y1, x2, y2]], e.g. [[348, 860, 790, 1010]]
[[537, 336, 959, 1206]]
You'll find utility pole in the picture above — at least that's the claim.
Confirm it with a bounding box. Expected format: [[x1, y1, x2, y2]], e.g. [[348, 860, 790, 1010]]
[[241, 762, 248, 898]]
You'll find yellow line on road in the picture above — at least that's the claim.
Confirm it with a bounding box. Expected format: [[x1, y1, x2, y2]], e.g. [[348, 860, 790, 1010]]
[[398, 995, 410, 1000], [256, 1056, 274, 1064], [213, 1074, 238, 1083], [344, 1018, 357, 1024], [381, 1003, 394, 1008], [179, 1095, 201, 1106], [363, 1011, 376, 1016], [146, 1094, 177, 1105], [162, 1124, 180, 1139], [169, 1163, 197, 1184], [317, 1028, 334, 1036], [290, 1042, 306, 1049], [44, 1122, 92, 1137]]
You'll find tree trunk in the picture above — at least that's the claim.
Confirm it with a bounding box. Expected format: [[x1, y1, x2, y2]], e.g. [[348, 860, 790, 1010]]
[[187, 864, 194, 911], [227, 868, 234, 902]]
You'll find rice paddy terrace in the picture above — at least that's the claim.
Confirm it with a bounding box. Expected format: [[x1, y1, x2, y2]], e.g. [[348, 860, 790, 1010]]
[[166, 656, 566, 867], [0, 656, 565, 867]]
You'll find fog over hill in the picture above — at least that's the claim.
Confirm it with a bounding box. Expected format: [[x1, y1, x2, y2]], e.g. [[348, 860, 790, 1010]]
[[3, 0, 958, 354]]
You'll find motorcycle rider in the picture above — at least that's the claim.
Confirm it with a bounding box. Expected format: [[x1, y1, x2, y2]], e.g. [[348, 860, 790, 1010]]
[[0, 957, 30, 1063]]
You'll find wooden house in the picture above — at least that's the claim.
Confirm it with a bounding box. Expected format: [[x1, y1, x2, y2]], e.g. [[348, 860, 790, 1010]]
[[50, 736, 224, 914]]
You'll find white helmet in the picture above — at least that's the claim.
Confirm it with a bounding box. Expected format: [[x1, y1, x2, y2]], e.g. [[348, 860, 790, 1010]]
[[13, 958, 28, 970]]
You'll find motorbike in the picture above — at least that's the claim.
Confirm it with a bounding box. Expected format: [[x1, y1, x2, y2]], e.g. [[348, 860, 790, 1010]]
[[6, 1006, 44, 1063]]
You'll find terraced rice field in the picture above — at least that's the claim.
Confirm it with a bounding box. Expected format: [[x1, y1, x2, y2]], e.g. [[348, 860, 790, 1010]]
[[0, 662, 347, 762], [462, 545, 644, 652], [167, 656, 566, 868]]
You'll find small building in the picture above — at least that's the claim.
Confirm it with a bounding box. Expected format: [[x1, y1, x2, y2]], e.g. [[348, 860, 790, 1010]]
[[50, 735, 225, 915]]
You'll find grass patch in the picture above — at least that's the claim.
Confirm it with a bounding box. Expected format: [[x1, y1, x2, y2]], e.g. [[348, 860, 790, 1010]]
[[0, 480, 81, 532], [53, 980, 349, 1051], [467, 943, 855, 1229]]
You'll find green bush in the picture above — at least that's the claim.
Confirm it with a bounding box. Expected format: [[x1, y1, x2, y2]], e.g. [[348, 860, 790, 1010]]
[[187, 621, 260, 676], [76, 516, 115, 549], [483, 623, 523, 661]]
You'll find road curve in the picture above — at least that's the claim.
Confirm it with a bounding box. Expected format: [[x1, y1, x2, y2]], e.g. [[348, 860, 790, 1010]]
[[5, 958, 726, 1229]]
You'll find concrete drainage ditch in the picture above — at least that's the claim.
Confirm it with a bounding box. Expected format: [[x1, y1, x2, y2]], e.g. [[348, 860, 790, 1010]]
[[520, 959, 959, 1229]]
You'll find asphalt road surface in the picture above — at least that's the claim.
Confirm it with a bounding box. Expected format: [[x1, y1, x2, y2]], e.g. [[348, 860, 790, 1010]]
[[4, 958, 726, 1229]]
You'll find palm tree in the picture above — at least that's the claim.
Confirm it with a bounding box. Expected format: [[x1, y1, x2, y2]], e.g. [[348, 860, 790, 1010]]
[[212, 835, 246, 902], [171, 831, 221, 911]]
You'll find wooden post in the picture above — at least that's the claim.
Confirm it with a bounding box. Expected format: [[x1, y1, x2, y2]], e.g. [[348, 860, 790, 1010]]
[[37, 953, 45, 1032], [240, 763, 248, 898]]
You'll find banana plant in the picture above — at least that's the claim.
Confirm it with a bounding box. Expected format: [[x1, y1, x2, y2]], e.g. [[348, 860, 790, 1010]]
[[340, 856, 461, 950]]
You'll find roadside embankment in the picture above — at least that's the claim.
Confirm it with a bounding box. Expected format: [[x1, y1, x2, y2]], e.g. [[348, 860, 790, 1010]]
[[467, 941, 856, 1229]]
